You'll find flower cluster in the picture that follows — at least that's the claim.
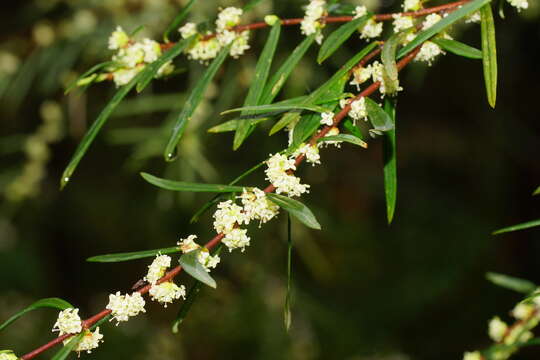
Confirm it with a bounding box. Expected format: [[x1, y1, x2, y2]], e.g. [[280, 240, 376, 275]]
[[292, 143, 321, 166], [392, 14, 414, 32], [178, 235, 221, 270], [403, 0, 423, 11], [65, 328, 104, 354], [239, 188, 280, 225], [360, 19, 383, 39], [300, 0, 327, 44], [106, 291, 146, 324], [265, 153, 310, 197], [507, 0, 528, 11], [370, 61, 403, 96], [143, 254, 186, 306], [52, 308, 82, 335], [144, 254, 171, 285], [0, 351, 18, 360], [341, 97, 368, 124]]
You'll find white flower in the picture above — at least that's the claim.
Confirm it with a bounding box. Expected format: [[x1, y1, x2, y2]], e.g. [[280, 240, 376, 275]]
[[463, 351, 482, 360], [0, 351, 18, 360], [305, 0, 326, 19], [108, 26, 129, 50], [265, 153, 296, 179], [349, 97, 368, 123], [179, 22, 197, 39], [117, 43, 145, 68], [320, 112, 334, 126], [149, 281, 186, 307], [144, 254, 171, 285], [265, 153, 310, 197], [488, 316, 508, 342], [293, 143, 321, 166], [422, 13, 442, 30], [112, 68, 139, 87], [186, 37, 221, 63], [360, 19, 383, 39], [301, 0, 327, 44], [392, 14, 414, 32], [511, 303, 535, 320], [403, 0, 422, 11], [507, 0, 528, 11], [216, 7, 243, 32], [197, 248, 220, 272], [213, 200, 249, 234], [466, 11, 481, 23], [350, 65, 372, 90], [415, 41, 444, 65], [354, 6, 368, 19], [140, 39, 161, 63], [52, 308, 82, 335], [222, 228, 251, 252], [178, 234, 200, 253], [66, 328, 103, 354], [239, 188, 280, 225], [230, 31, 250, 58], [106, 291, 146, 324]]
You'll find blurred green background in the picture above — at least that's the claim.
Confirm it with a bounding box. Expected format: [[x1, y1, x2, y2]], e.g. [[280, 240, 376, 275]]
[[1, 0, 540, 359]]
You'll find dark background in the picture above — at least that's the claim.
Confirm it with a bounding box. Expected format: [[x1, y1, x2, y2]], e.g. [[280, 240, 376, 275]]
[[1, 0, 539, 359]]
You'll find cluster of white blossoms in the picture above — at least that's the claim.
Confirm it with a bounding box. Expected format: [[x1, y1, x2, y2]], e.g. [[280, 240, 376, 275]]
[[107, 27, 173, 87], [65, 328, 104, 354], [403, 0, 423, 11], [350, 65, 372, 90], [0, 351, 18, 360], [292, 143, 321, 166], [507, 0, 528, 11], [52, 308, 82, 335], [178, 235, 221, 270], [265, 153, 310, 197], [300, 0, 327, 44], [144, 254, 186, 306], [360, 18, 383, 39], [239, 188, 280, 225], [411, 14, 445, 65], [340, 97, 368, 124], [392, 14, 414, 32], [106, 291, 146, 324]]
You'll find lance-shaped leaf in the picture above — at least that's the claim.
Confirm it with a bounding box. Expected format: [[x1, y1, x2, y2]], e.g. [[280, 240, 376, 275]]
[[267, 193, 321, 230], [398, 0, 491, 59], [136, 36, 196, 93], [208, 117, 271, 133], [141, 172, 245, 192], [343, 118, 366, 140], [486, 272, 537, 294], [51, 332, 85, 360], [492, 219, 540, 235], [86, 246, 180, 263], [317, 15, 370, 63], [284, 215, 293, 331], [0, 298, 73, 332], [243, 0, 264, 11], [533, 186, 540, 196], [60, 70, 145, 188], [382, 31, 409, 96], [383, 98, 397, 224], [318, 134, 368, 148], [480, 3, 497, 108], [234, 23, 281, 150], [223, 103, 328, 115], [431, 38, 483, 59], [64, 61, 116, 94], [163, 45, 231, 162], [179, 250, 217, 288], [270, 42, 378, 135], [163, 0, 197, 43], [365, 97, 394, 133], [172, 281, 202, 333]]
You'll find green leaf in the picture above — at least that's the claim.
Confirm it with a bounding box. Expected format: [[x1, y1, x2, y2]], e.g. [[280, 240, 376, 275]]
[[163, 0, 197, 43], [533, 186, 540, 196], [0, 298, 73, 332], [431, 38, 483, 60], [343, 118, 365, 140], [163, 45, 231, 162], [498, 0, 506, 19], [141, 172, 245, 193], [365, 97, 394, 133], [86, 246, 180, 263], [234, 23, 281, 150], [172, 281, 202, 333], [486, 272, 536, 294], [179, 250, 217, 288], [381, 31, 409, 96], [51, 332, 85, 360], [382, 98, 397, 224], [64, 61, 115, 94], [318, 134, 368, 148], [260, 35, 315, 105], [60, 70, 145, 188], [136, 36, 195, 93], [223, 103, 329, 116], [284, 215, 293, 331], [317, 15, 370, 63], [397, 0, 491, 59], [243, 0, 264, 11], [492, 219, 540, 235], [267, 193, 321, 230], [480, 3, 498, 108], [208, 117, 271, 133]]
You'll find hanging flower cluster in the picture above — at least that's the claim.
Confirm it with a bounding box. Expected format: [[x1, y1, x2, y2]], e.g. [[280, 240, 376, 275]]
[[145, 254, 186, 306], [106, 291, 146, 324], [64, 328, 104, 354], [265, 153, 311, 197], [52, 308, 102, 354], [300, 0, 327, 44]]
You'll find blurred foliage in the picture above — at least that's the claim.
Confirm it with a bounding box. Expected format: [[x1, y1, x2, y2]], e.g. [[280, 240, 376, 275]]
[[1, 0, 540, 359]]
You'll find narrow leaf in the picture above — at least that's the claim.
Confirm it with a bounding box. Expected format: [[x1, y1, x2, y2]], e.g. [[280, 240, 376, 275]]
[[397, 0, 491, 59], [208, 117, 270, 133], [318, 134, 367, 148], [0, 298, 73, 332], [163, 0, 197, 43], [179, 250, 217, 288], [381, 31, 408, 96], [493, 219, 540, 235], [317, 15, 370, 63], [383, 98, 397, 224], [243, 0, 264, 11], [431, 38, 483, 59], [480, 3, 498, 108], [64, 61, 116, 94], [284, 215, 293, 331], [141, 172, 245, 193], [486, 272, 536, 294], [86, 246, 180, 263], [365, 97, 394, 132], [51, 332, 85, 360], [163, 45, 230, 162], [234, 24, 281, 149], [343, 118, 365, 140], [533, 186, 540, 196], [267, 193, 321, 230], [223, 104, 328, 115], [172, 281, 202, 333]]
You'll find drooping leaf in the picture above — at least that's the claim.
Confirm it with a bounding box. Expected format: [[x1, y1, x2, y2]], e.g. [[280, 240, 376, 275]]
[[431, 38, 483, 59], [317, 15, 370, 63], [208, 117, 271, 133], [86, 246, 180, 263], [141, 172, 245, 193], [284, 215, 293, 331], [163, 45, 231, 162], [179, 250, 217, 288], [492, 219, 540, 235], [480, 3, 498, 108], [382, 31, 409, 96], [223, 103, 328, 116], [172, 281, 202, 333], [163, 0, 197, 43], [0, 298, 73, 332], [486, 272, 536, 294], [364, 97, 394, 133], [60, 70, 146, 188], [234, 23, 281, 150], [382, 98, 397, 224], [267, 193, 321, 230], [533, 186, 540, 196], [136, 36, 196, 93], [397, 0, 491, 59], [51, 332, 85, 360], [64, 61, 116, 94], [318, 134, 368, 148]]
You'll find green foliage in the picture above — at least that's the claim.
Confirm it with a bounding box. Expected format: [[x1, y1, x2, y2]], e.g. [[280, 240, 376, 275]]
[[492, 218, 540, 235], [284, 215, 293, 331], [365, 97, 394, 134], [481, 3, 498, 108], [0, 298, 73, 332], [317, 15, 371, 64], [317, 134, 367, 148], [51, 332, 85, 360], [172, 282, 202, 333], [267, 193, 321, 230], [179, 250, 217, 288], [486, 272, 537, 294], [86, 246, 180, 263], [431, 38, 483, 59], [383, 98, 397, 224], [141, 172, 245, 193], [163, 0, 197, 43], [382, 31, 409, 96]]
